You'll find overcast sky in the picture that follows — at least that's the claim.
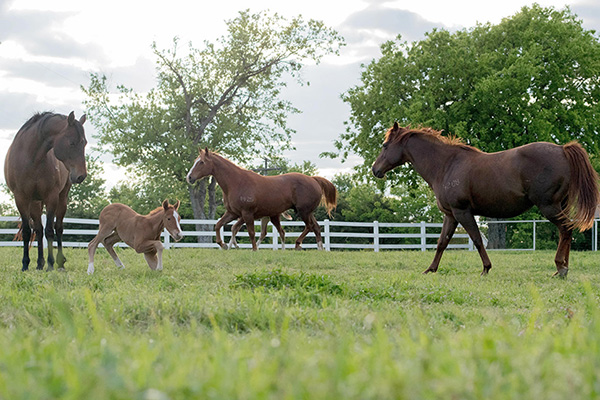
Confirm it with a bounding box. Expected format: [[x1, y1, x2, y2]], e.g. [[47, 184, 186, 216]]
[[1, 0, 599, 202]]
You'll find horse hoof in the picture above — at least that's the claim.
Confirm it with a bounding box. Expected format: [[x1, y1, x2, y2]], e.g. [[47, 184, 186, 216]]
[[422, 268, 436, 274], [552, 269, 568, 279]]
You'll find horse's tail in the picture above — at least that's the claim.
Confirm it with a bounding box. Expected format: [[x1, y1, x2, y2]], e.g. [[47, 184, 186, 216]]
[[311, 176, 337, 218], [14, 220, 36, 248], [562, 142, 600, 231]]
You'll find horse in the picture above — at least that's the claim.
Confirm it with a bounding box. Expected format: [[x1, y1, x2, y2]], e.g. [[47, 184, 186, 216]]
[[372, 123, 600, 277], [87, 200, 184, 274], [186, 148, 337, 251], [228, 212, 293, 250], [4, 111, 87, 271]]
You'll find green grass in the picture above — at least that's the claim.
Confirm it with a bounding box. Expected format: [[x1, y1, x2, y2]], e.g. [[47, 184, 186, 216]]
[[0, 247, 599, 399]]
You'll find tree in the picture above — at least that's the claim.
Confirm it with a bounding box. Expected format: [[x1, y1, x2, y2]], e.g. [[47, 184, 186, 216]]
[[334, 4, 600, 181], [66, 155, 109, 218], [83, 10, 343, 241]]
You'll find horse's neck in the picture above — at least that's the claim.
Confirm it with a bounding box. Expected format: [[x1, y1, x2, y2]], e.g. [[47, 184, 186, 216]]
[[211, 156, 248, 195], [146, 210, 165, 232], [26, 116, 65, 164], [405, 135, 458, 186]]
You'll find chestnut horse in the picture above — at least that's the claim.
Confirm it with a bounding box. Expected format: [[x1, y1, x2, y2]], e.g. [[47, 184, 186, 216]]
[[87, 200, 184, 274], [229, 212, 292, 249], [372, 123, 600, 277], [186, 149, 337, 250], [4, 111, 87, 271]]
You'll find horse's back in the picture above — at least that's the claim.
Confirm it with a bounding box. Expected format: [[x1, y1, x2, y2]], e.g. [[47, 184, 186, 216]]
[[99, 203, 138, 225], [461, 142, 570, 217]]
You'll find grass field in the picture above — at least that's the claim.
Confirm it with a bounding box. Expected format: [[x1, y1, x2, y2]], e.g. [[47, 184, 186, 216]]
[[0, 247, 598, 399]]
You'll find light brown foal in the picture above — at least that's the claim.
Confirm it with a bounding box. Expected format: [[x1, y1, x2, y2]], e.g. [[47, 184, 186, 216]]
[[87, 200, 183, 274]]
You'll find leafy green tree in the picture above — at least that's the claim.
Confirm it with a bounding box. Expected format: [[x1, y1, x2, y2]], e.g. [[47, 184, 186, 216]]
[[66, 155, 109, 218], [334, 4, 600, 182], [83, 10, 343, 240]]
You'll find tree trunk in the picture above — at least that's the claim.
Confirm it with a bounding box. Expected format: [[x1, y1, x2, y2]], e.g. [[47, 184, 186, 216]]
[[188, 177, 220, 243], [487, 218, 506, 249], [189, 179, 211, 243], [208, 177, 218, 219]]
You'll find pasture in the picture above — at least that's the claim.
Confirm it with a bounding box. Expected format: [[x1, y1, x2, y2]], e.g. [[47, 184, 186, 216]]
[[0, 247, 598, 399]]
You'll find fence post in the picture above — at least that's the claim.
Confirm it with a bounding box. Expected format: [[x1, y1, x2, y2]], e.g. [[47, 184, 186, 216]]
[[420, 221, 426, 251], [533, 220, 536, 251], [373, 221, 379, 252], [271, 221, 278, 250], [594, 219, 598, 252], [41, 214, 47, 249], [163, 229, 171, 249], [324, 219, 331, 251]]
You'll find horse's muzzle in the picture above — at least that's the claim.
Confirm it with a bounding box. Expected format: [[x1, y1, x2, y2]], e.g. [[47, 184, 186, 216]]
[[372, 167, 385, 179], [71, 173, 87, 184]]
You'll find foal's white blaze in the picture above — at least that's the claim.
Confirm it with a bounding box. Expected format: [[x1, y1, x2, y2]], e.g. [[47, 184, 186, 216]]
[[173, 210, 183, 234], [186, 158, 201, 183]]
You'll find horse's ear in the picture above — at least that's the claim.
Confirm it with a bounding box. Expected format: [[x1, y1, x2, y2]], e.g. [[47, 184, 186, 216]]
[[79, 114, 86, 125], [162, 199, 169, 210], [174, 200, 180, 210], [67, 111, 75, 125], [393, 121, 399, 130], [204, 147, 210, 158]]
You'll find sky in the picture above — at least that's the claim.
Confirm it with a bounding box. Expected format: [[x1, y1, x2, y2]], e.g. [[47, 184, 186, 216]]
[[1, 0, 600, 203]]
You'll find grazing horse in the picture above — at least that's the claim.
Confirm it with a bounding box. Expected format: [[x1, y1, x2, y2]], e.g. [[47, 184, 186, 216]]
[[87, 200, 184, 274], [372, 123, 600, 277], [229, 212, 293, 249], [186, 148, 337, 251], [4, 111, 87, 271]]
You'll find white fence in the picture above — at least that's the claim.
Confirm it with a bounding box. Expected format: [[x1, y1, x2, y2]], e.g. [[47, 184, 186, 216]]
[[0, 216, 598, 251]]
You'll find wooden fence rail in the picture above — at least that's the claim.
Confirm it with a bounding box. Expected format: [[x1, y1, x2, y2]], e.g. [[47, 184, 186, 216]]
[[0, 216, 598, 251]]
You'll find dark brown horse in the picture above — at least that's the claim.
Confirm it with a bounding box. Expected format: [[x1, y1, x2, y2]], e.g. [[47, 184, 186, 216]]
[[4, 112, 87, 271], [186, 148, 337, 250], [372, 123, 600, 277]]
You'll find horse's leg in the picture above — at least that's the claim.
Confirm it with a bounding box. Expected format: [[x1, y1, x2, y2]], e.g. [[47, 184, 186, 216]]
[[241, 212, 257, 251], [309, 215, 325, 250], [54, 187, 69, 270], [141, 241, 164, 270], [295, 210, 315, 250], [103, 232, 126, 270], [453, 209, 492, 275], [552, 226, 573, 278], [43, 205, 58, 271], [88, 226, 115, 274], [215, 211, 238, 250], [270, 216, 286, 250], [29, 203, 45, 270], [423, 214, 458, 274], [228, 218, 244, 249], [256, 217, 270, 247], [143, 249, 159, 271], [17, 211, 32, 271], [539, 204, 572, 278]]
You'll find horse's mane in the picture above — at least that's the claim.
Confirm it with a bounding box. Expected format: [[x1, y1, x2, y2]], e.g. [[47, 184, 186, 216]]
[[385, 126, 481, 153], [16, 112, 70, 139], [149, 206, 165, 215]]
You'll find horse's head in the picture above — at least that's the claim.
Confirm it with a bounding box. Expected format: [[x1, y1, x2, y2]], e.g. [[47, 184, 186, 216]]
[[162, 199, 184, 241], [53, 111, 88, 184], [372, 122, 408, 178], [186, 147, 213, 184]]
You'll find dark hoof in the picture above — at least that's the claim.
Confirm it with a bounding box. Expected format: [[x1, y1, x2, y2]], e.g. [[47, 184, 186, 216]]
[[552, 269, 568, 279], [422, 268, 437, 274]]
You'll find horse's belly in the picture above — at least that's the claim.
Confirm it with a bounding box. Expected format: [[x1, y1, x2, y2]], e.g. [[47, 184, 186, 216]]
[[471, 196, 533, 218]]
